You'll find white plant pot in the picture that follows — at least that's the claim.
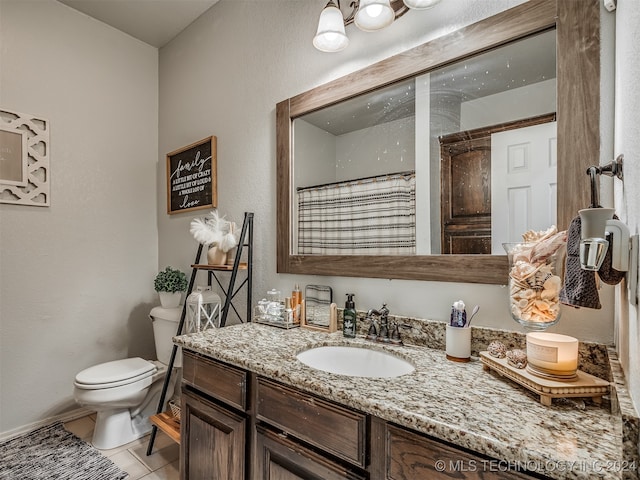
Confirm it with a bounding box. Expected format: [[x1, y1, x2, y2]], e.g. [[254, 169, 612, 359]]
[[159, 291, 181, 308]]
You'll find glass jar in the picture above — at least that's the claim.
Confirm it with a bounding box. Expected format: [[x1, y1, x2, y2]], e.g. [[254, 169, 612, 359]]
[[502, 242, 564, 331]]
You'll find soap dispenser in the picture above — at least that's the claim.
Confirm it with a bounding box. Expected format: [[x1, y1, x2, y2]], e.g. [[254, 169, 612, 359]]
[[343, 294, 357, 338]]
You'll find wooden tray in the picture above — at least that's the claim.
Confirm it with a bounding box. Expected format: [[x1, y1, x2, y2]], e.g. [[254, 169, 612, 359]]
[[480, 351, 610, 406]]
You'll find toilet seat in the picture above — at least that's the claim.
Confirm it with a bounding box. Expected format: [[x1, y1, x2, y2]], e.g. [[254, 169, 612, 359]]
[[74, 357, 156, 390]]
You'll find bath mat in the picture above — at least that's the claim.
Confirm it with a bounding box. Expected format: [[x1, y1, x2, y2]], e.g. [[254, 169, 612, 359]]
[[0, 422, 128, 480]]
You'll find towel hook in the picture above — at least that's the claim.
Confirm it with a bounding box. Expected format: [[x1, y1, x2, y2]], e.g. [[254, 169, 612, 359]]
[[586, 154, 624, 208]]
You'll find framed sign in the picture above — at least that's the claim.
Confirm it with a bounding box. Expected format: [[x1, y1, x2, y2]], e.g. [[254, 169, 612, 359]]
[[0, 108, 50, 206], [166, 136, 217, 214]]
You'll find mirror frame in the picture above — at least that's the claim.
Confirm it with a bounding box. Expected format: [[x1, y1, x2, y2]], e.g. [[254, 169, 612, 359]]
[[277, 0, 599, 284]]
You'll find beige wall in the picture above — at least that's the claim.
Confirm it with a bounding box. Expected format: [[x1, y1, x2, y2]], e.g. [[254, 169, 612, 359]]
[[614, 0, 640, 411], [0, 0, 159, 434], [158, 0, 615, 343]]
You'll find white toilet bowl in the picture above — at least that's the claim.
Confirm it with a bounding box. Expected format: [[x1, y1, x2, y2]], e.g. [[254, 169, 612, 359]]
[[73, 306, 182, 449]]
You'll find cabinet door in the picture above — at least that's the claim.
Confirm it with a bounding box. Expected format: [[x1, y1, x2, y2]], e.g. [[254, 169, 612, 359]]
[[254, 425, 366, 480], [181, 389, 246, 480], [383, 423, 535, 480]]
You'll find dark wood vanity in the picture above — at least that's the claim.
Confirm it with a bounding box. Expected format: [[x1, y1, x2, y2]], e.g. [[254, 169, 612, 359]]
[[180, 349, 539, 480]]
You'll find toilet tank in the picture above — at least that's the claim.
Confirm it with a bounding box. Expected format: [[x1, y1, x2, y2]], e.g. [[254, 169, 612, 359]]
[[149, 306, 182, 368]]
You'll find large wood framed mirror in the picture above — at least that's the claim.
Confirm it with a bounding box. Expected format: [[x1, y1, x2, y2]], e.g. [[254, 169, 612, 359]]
[[277, 0, 599, 284]]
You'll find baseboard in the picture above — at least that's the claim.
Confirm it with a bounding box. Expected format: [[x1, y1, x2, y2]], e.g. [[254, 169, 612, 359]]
[[0, 407, 93, 442]]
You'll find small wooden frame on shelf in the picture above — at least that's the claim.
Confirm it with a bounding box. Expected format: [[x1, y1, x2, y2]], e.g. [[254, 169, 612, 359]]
[[480, 351, 610, 406]]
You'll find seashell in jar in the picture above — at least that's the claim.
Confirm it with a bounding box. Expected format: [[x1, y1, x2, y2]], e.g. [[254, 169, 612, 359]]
[[530, 269, 553, 289], [488, 341, 507, 358], [533, 299, 552, 311], [541, 276, 562, 300], [512, 251, 531, 264], [506, 349, 527, 369], [510, 261, 537, 280], [522, 226, 558, 243], [530, 231, 567, 265]]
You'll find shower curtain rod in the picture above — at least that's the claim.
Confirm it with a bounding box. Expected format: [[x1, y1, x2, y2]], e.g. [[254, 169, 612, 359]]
[[296, 170, 415, 192]]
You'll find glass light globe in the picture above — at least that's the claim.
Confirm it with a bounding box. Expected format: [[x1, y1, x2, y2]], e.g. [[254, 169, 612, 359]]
[[355, 0, 395, 32], [313, 3, 349, 52], [403, 0, 442, 10]]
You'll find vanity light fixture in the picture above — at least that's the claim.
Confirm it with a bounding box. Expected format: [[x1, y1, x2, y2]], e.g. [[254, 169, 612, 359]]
[[313, 0, 442, 52]]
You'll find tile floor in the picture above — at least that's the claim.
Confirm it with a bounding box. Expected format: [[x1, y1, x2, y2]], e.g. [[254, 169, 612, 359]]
[[64, 415, 179, 480]]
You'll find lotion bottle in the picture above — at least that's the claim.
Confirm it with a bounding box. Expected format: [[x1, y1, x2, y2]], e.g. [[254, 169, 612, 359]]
[[291, 284, 302, 323], [284, 297, 293, 324], [343, 293, 357, 338]]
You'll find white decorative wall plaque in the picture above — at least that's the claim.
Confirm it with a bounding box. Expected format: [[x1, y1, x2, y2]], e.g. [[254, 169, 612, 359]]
[[0, 108, 50, 206]]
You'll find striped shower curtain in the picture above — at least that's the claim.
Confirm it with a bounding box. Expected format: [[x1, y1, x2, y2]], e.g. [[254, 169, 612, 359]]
[[297, 172, 416, 255]]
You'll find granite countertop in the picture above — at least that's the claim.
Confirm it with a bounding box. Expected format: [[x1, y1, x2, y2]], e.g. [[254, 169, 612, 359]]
[[174, 323, 631, 480]]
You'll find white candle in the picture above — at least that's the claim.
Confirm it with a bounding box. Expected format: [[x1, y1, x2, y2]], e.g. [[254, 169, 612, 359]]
[[526, 332, 579, 375]]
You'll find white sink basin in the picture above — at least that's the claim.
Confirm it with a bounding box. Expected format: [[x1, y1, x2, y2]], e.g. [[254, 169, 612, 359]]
[[296, 345, 415, 378]]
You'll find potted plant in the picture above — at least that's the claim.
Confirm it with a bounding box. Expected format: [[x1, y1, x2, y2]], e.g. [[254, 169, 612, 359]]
[[189, 210, 240, 265], [154, 266, 188, 308]]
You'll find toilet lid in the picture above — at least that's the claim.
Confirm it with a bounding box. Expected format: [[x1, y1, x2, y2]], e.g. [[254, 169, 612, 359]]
[[75, 357, 156, 388]]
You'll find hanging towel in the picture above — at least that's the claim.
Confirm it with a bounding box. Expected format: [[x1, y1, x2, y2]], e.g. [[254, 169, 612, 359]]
[[598, 214, 626, 285], [559, 216, 602, 309]]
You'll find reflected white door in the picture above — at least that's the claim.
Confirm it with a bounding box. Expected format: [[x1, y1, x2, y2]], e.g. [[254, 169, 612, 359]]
[[491, 121, 557, 253]]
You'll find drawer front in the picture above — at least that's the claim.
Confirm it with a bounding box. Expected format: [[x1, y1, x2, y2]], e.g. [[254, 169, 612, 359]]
[[254, 425, 366, 480], [256, 377, 367, 468], [387, 424, 535, 480], [182, 350, 247, 411]]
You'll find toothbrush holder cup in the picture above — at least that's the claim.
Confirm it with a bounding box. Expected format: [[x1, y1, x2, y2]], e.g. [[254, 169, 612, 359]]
[[445, 325, 471, 362]]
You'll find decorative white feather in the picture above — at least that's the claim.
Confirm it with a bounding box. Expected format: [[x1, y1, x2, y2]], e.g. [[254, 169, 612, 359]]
[[205, 210, 223, 232], [216, 221, 238, 252], [190, 217, 221, 245], [189, 211, 239, 252]]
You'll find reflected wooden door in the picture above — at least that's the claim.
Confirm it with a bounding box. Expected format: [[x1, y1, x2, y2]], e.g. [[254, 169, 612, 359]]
[[440, 137, 491, 254]]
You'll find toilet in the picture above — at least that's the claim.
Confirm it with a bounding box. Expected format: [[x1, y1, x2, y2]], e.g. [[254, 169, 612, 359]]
[[73, 306, 182, 450]]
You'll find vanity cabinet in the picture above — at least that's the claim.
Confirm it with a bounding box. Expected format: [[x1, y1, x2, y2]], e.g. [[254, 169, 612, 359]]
[[180, 350, 541, 480], [180, 350, 248, 480]]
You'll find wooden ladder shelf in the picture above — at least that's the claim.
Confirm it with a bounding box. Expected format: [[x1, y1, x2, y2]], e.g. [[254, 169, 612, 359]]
[[146, 212, 254, 454]]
